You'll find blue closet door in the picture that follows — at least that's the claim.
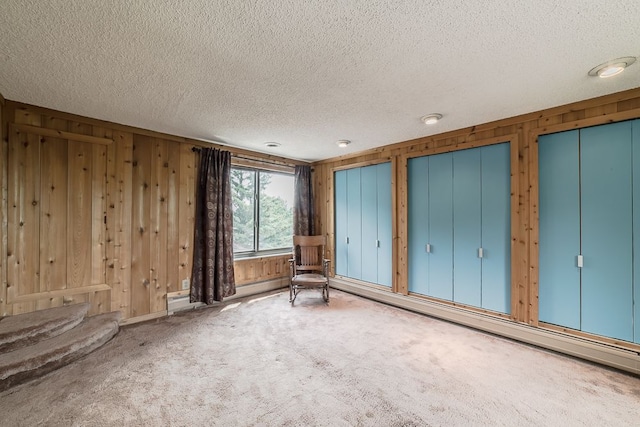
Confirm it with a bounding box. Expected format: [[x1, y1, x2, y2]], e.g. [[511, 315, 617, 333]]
[[408, 156, 429, 295], [480, 143, 511, 314], [334, 170, 348, 276], [538, 131, 581, 329], [376, 162, 392, 287], [452, 149, 481, 306], [634, 119, 640, 344], [360, 165, 378, 284], [428, 153, 454, 300], [346, 168, 362, 279], [581, 122, 633, 342]]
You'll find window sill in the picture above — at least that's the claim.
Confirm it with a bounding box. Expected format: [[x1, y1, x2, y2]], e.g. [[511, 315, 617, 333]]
[[234, 252, 292, 262]]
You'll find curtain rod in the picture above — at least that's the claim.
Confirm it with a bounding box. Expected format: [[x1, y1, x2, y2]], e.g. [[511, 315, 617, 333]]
[[191, 146, 298, 168]]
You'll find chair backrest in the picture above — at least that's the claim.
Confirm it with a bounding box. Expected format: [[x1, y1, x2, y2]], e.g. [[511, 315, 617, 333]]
[[293, 235, 326, 273]]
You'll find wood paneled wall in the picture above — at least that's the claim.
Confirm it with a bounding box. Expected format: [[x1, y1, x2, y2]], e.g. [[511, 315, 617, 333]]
[[0, 101, 303, 321], [312, 88, 640, 331]]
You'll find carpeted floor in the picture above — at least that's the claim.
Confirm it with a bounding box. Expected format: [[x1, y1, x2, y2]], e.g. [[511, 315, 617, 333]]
[[0, 289, 638, 426]]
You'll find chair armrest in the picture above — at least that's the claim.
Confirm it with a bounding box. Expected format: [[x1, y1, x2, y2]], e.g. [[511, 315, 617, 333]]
[[323, 259, 331, 277]]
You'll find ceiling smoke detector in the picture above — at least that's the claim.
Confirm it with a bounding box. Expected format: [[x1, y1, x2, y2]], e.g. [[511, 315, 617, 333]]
[[264, 142, 281, 148], [337, 140, 351, 148], [421, 113, 443, 125], [588, 57, 636, 78]]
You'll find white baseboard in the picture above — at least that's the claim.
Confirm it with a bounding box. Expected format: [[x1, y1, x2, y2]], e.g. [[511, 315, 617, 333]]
[[330, 277, 640, 375]]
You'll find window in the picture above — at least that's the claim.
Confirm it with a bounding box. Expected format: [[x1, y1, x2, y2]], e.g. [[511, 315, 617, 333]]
[[231, 167, 294, 255]]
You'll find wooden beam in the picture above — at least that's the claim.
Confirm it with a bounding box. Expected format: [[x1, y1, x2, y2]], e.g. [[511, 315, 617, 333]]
[[11, 123, 113, 145], [10, 284, 111, 303]]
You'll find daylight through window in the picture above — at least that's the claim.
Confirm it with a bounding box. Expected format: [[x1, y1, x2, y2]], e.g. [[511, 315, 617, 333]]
[[231, 167, 294, 255]]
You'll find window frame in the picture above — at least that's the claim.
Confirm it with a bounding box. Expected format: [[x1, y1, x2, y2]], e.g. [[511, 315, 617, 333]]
[[231, 165, 294, 258]]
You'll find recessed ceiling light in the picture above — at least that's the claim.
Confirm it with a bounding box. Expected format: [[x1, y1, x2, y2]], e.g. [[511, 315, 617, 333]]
[[264, 142, 280, 148], [588, 57, 636, 78], [337, 140, 351, 148], [421, 113, 443, 125]]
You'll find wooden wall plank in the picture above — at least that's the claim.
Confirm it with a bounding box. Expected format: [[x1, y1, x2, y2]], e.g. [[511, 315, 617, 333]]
[[39, 116, 68, 295], [17, 131, 41, 299], [91, 126, 112, 314], [67, 140, 93, 289], [178, 144, 195, 290], [391, 156, 400, 294], [396, 155, 408, 295], [88, 289, 111, 316], [150, 138, 169, 313], [91, 142, 107, 285], [166, 141, 180, 295], [528, 125, 540, 327], [9, 111, 41, 313], [131, 135, 152, 318], [110, 131, 133, 318]]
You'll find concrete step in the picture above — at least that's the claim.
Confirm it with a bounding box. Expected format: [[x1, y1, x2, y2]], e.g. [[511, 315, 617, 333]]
[[0, 303, 90, 353], [0, 311, 121, 392]]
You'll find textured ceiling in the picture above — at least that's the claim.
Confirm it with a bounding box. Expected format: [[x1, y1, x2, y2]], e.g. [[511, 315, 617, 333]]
[[1, 1, 639, 162]]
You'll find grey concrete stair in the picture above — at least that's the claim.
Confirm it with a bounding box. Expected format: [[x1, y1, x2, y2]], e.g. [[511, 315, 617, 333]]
[[0, 303, 90, 353], [0, 310, 120, 392]]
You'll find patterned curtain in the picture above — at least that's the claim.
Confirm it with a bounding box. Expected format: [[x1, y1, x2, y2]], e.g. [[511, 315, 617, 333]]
[[190, 147, 236, 304], [293, 165, 314, 236]]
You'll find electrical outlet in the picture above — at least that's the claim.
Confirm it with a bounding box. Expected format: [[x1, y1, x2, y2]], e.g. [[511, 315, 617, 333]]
[[181, 279, 190, 290]]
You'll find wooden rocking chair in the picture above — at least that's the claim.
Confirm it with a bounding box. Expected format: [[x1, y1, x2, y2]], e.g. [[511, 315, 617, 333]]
[[289, 235, 330, 304]]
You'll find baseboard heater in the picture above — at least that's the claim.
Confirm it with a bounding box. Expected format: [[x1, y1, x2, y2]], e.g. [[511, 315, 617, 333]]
[[167, 278, 289, 315], [330, 277, 640, 376]]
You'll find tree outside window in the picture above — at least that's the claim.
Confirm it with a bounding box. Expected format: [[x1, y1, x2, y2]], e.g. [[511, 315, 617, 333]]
[[231, 167, 293, 255]]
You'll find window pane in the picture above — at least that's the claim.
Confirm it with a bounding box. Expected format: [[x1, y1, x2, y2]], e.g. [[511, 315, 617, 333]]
[[259, 171, 294, 250], [231, 169, 255, 252]]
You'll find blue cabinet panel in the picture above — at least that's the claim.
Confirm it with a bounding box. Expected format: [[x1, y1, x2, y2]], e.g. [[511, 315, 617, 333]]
[[376, 163, 393, 287], [538, 131, 581, 329], [481, 143, 511, 314], [334, 170, 348, 276], [634, 120, 640, 344], [408, 157, 429, 295], [581, 122, 633, 342], [360, 165, 378, 284], [428, 153, 454, 300], [452, 149, 482, 306], [346, 168, 362, 279]]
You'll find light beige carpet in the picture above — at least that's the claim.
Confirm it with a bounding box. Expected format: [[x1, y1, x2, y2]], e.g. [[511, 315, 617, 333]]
[[0, 289, 638, 426]]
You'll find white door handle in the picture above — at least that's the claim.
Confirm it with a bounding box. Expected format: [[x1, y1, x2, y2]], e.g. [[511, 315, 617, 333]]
[[577, 255, 583, 268], [478, 248, 484, 259], [425, 244, 431, 253]]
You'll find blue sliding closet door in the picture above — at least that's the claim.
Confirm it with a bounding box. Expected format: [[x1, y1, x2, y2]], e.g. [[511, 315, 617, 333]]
[[428, 153, 454, 300], [360, 165, 378, 284], [581, 122, 633, 342], [408, 157, 429, 294], [346, 168, 362, 279], [452, 149, 481, 306], [634, 120, 640, 344], [481, 143, 511, 314], [334, 170, 348, 276], [538, 130, 581, 329], [376, 163, 392, 287]]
